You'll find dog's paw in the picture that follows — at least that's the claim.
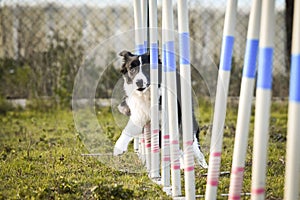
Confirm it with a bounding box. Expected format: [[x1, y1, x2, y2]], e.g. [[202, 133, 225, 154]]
[[118, 104, 131, 116], [113, 133, 133, 156], [113, 147, 125, 156]]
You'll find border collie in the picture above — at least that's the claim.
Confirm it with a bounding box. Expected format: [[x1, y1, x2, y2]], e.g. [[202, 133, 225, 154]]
[[113, 50, 207, 168]]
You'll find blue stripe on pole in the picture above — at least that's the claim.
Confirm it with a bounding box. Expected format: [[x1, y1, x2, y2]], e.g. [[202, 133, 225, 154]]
[[242, 39, 259, 78], [150, 43, 158, 69], [144, 41, 148, 53], [220, 35, 235, 71], [163, 43, 167, 72], [135, 44, 145, 55], [166, 41, 176, 72], [257, 47, 273, 89], [179, 32, 190, 64], [289, 54, 300, 102]]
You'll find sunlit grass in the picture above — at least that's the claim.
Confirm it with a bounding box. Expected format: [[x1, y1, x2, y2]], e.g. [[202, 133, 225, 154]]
[[0, 100, 288, 199]]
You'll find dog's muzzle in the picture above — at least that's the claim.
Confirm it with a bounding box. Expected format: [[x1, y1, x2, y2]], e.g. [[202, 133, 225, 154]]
[[136, 81, 150, 92]]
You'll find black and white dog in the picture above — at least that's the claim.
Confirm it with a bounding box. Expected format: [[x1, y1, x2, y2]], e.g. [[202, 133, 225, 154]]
[[113, 50, 207, 168]]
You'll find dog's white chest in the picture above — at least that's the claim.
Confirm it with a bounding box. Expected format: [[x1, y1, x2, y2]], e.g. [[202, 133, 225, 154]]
[[127, 88, 151, 127]]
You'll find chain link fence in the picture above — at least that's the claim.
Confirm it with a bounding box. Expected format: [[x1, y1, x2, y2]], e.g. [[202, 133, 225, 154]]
[[0, 0, 288, 103]]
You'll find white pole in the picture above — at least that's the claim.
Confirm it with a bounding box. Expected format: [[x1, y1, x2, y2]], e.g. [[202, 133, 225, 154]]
[[138, 0, 152, 173], [251, 0, 275, 199], [205, 0, 237, 199], [139, 132, 146, 164], [144, 123, 151, 172], [228, 0, 261, 199], [149, 0, 160, 178], [134, 0, 144, 55], [284, 0, 300, 199], [161, 11, 171, 187], [163, 0, 181, 197], [133, 0, 144, 154], [139, 1, 147, 161], [177, 0, 195, 199], [141, 0, 148, 53]]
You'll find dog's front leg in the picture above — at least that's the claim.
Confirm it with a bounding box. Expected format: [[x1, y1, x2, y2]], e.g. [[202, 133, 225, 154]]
[[113, 119, 143, 156]]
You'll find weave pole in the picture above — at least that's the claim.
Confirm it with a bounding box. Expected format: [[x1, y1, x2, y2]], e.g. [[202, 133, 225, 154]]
[[161, 11, 171, 188], [205, 0, 237, 199], [177, 0, 196, 199], [149, 0, 160, 178], [135, 0, 152, 171], [251, 0, 275, 199], [228, 0, 261, 199], [133, 0, 143, 154], [133, 0, 145, 59], [284, 0, 300, 199], [141, 0, 148, 53], [163, 0, 181, 196]]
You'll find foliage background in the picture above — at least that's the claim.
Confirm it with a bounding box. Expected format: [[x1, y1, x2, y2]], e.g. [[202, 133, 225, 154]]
[[0, 1, 290, 104]]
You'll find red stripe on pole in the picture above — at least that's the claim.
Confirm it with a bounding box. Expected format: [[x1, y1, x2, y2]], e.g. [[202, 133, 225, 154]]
[[171, 140, 179, 145], [251, 188, 265, 195], [164, 135, 170, 139], [212, 152, 222, 157], [152, 147, 160, 153], [229, 195, 241, 200], [232, 167, 244, 174], [185, 140, 193, 146], [172, 165, 180, 170], [185, 166, 195, 172], [163, 157, 170, 161], [146, 144, 151, 148], [153, 129, 159, 134], [208, 180, 218, 186]]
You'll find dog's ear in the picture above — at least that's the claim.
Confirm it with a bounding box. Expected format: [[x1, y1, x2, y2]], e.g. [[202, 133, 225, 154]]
[[119, 50, 134, 61], [120, 65, 127, 74], [119, 50, 134, 74]]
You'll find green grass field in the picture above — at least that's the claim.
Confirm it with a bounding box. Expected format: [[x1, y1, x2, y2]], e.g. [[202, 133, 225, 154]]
[[0, 100, 288, 199]]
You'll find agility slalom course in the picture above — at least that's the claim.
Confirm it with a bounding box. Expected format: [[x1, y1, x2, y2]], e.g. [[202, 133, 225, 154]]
[[131, 0, 300, 199]]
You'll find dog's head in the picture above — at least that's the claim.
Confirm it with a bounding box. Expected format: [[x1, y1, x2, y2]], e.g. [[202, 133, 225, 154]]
[[119, 50, 151, 93]]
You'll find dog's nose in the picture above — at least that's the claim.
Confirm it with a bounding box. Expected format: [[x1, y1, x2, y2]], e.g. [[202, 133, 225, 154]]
[[136, 79, 144, 88], [146, 83, 150, 87]]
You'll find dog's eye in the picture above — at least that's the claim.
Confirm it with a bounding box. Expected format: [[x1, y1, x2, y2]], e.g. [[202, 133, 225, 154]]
[[131, 60, 140, 68], [130, 68, 136, 73]]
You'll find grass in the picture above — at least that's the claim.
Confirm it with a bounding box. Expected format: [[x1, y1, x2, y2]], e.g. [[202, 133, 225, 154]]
[[0, 100, 288, 199]]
